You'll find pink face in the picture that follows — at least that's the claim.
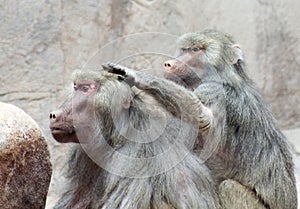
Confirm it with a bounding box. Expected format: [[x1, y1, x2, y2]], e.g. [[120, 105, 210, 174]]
[[49, 81, 98, 143], [163, 46, 205, 89]]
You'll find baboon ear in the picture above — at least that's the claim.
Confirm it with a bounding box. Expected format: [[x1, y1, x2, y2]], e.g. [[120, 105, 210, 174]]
[[231, 44, 243, 64]]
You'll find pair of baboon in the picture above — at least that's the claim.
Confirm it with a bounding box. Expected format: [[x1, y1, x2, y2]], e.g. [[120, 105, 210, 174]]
[[50, 30, 297, 209]]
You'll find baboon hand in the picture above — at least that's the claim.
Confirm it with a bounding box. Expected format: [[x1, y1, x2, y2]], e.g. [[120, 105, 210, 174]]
[[102, 62, 147, 89], [102, 63, 136, 77], [199, 104, 213, 132]]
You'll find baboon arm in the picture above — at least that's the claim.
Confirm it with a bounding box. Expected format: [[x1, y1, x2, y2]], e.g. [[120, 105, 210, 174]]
[[193, 83, 227, 156], [219, 179, 267, 209], [102, 63, 212, 127]]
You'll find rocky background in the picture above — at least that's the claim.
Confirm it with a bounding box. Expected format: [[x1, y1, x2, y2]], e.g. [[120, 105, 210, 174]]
[[0, 0, 299, 208]]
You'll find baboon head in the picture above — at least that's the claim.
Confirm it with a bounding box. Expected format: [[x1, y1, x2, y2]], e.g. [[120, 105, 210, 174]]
[[49, 71, 129, 144], [164, 30, 245, 89]]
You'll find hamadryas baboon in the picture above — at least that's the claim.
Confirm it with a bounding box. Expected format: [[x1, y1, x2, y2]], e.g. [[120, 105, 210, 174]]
[[103, 29, 297, 209], [49, 70, 221, 209]]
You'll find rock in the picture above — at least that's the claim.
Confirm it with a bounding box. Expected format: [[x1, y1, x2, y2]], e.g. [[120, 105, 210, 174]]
[[0, 102, 52, 209], [284, 128, 300, 154]]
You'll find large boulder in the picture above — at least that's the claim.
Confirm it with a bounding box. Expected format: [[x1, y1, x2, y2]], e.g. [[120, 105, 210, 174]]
[[0, 102, 52, 208]]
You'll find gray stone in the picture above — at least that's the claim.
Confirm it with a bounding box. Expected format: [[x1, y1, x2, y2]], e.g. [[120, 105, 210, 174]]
[[284, 129, 300, 154], [0, 102, 52, 208]]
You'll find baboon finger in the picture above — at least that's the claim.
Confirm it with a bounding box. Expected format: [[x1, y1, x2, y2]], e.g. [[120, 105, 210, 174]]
[[102, 63, 127, 76]]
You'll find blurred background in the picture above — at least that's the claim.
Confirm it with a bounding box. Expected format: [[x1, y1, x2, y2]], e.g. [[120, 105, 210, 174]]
[[0, 0, 299, 208]]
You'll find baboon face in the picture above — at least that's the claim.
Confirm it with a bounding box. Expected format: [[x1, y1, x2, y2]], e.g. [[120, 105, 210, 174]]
[[164, 45, 204, 89], [164, 30, 243, 88], [50, 79, 98, 143]]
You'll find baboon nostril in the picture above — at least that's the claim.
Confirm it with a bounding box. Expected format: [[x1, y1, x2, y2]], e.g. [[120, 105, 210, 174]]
[[164, 62, 172, 68], [50, 113, 56, 119]]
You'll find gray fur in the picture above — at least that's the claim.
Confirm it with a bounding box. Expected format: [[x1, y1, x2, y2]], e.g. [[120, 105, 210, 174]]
[[104, 29, 297, 209], [52, 71, 221, 209], [177, 30, 297, 209]]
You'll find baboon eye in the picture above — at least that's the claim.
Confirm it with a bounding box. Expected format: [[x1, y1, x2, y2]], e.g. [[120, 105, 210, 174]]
[[81, 85, 90, 92], [192, 47, 201, 52], [181, 48, 188, 52], [74, 83, 96, 93]]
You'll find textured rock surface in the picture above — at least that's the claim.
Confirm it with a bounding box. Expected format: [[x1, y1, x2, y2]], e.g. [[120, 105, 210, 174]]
[[0, 102, 52, 208], [0, 0, 299, 208]]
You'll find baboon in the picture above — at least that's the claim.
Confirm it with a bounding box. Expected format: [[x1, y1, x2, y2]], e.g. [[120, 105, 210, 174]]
[[103, 30, 297, 209], [49, 70, 221, 209]]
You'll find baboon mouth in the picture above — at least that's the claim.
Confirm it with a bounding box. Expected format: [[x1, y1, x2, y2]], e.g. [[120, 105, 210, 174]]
[[50, 125, 76, 138], [50, 126, 75, 135], [50, 125, 79, 143]]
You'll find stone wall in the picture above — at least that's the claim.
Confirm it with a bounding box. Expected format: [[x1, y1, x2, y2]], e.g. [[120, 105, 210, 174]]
[[0, 0, 299, 208]]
